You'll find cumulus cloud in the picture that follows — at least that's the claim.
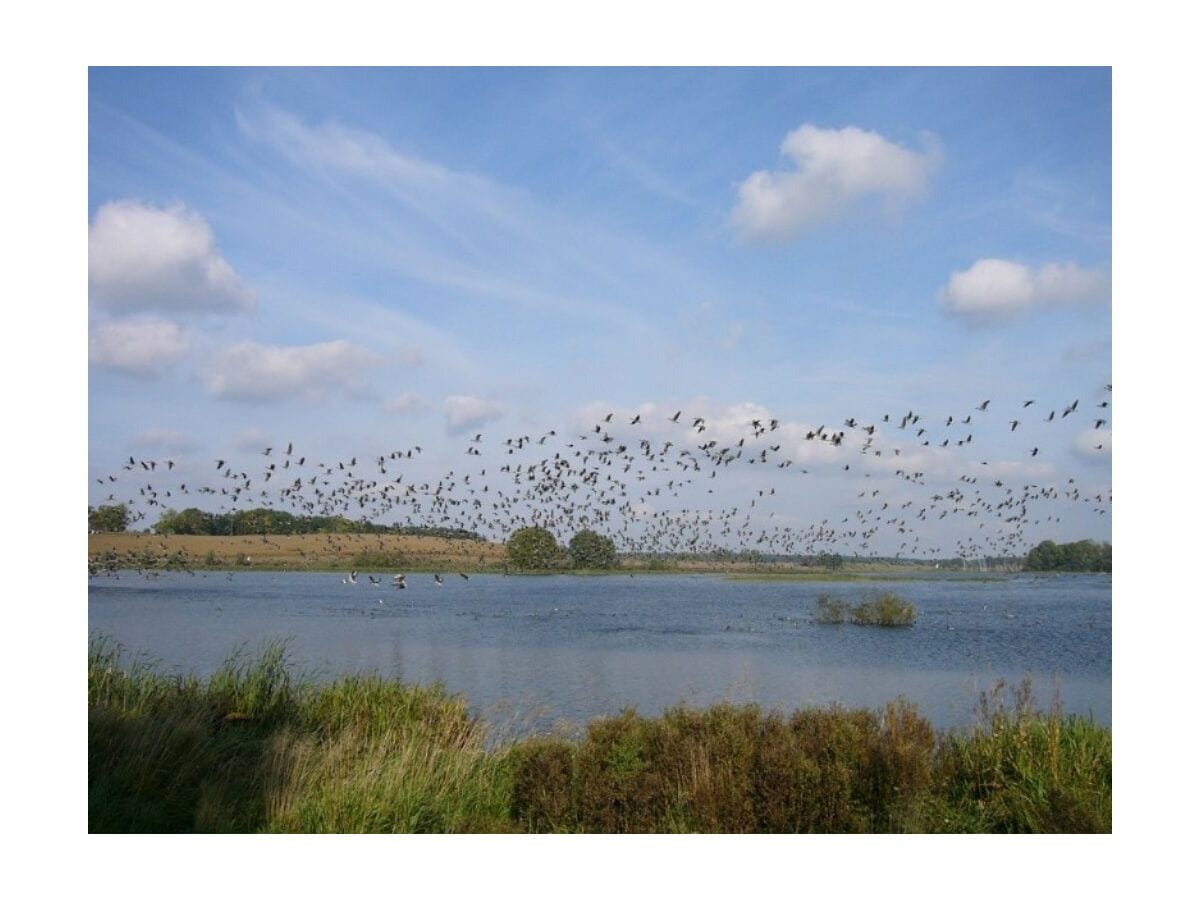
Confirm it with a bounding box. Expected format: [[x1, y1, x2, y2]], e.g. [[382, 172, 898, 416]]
[[207, 339, 376, 402], [383, 391, 427, 416], [940, 259, 1110, 321], [732, 124, 940, 241], [89, 318, 190, 378], [444, 395, 506, 434], [89, 200, 255, 314]]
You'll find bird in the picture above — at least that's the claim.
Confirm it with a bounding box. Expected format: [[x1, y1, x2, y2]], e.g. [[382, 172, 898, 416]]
[[433, 574, 444, 586], [342, 570, 358, 585]]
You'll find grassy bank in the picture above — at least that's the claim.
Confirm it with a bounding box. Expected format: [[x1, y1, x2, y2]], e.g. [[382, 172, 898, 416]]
[[89, 639, 1110, 833]]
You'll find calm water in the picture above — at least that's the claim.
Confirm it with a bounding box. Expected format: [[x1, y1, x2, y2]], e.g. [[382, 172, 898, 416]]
[[88, 571, 1111, 734]]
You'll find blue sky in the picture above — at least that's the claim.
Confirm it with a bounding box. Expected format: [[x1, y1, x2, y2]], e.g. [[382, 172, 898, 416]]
[[88, 67, 1111, 556]]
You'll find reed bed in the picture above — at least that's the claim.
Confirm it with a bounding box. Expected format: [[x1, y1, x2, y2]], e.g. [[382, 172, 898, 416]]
[[89, 639, 1110, 833]]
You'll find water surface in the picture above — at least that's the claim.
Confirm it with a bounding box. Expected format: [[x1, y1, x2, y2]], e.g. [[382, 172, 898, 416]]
[[88, 571, 1111, 734]]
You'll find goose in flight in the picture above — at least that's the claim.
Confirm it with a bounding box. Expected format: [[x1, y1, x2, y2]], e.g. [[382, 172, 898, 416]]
[[433, 574, 444, 586], [392, 574, 407, 589], [342, 570, 358, 585]]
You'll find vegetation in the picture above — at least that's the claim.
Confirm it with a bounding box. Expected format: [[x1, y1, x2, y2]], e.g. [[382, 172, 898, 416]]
[[89, 504, 129, 533], [506, 526, 563, 570], [88, 532, 509, 574], [814, 591, 917, 627], [1024, 540, 1111, 573], [568, 530, 617, 569], [90, 640, 1110, 833], [153, 507, 482, 541]]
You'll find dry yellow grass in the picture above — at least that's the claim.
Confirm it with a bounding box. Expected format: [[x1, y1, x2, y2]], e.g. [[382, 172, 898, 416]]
[[88, 532, 509, 571]]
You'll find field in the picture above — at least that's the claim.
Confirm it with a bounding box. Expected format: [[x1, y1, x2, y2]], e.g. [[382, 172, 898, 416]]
[[88, 532, 509, 573], [87, 532, 986, 577]]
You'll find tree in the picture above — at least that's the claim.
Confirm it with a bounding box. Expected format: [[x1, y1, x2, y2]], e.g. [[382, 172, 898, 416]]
[[1024, 539, 1111, 573], [154, 507, 214, 535], [88, 504, 128, 533], [569, 529, 617, 569], [507, 526, 561, 569]]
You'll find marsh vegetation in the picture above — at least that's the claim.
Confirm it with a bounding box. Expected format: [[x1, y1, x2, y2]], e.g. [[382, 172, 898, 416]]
[[90, 639, 1109, 833]]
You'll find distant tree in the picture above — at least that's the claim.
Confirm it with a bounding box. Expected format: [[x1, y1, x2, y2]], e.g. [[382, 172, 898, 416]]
[[507, 526, 561, 569], [1024, 539, 1111, 573], [569, 529, 617, 569], [817, 552, 844, 571], [88, 504, 128, 533], [154, 507, 214, 535]]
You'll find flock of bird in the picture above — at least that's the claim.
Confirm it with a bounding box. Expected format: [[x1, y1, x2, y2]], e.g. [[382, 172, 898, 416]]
[[92, 387, 1112, 565]]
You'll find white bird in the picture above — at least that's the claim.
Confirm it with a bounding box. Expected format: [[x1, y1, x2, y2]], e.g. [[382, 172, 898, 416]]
[[342, 570, 358, 586]]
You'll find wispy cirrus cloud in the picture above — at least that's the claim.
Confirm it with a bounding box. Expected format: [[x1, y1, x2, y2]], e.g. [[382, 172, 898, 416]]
[[89, 200, 255, 315], [732, 124, 941, 241], [939, 259, 1110, 322], [206, 339, 377, 403]]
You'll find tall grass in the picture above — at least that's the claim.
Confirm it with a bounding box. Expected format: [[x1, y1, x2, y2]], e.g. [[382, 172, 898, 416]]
[[89, 638, 1110, 833]]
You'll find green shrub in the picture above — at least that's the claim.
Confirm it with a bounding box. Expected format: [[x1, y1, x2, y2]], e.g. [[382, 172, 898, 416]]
[[851, 591, 916, 627]]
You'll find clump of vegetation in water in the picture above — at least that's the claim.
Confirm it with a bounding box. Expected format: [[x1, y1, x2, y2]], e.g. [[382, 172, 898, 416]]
[[814, 591, 916, 627], [814, 594, 850, 624], [851, 591, 916, 627], [89, 638, 1110, 833]]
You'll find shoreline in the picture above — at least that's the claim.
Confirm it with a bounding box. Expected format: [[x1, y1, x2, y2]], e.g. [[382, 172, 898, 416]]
[[87, 532, 1025, 579]]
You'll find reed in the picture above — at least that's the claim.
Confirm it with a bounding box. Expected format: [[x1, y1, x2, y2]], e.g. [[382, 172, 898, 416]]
[[89, 639, 1110, 833]]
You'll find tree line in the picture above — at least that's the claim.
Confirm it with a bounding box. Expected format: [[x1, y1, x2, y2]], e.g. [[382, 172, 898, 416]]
[[1023, 539, 1111, 573], [150, 507, 483, 541]]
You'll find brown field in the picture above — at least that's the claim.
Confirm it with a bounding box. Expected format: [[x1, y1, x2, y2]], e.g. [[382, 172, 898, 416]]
[[88, 532, 509, 572], [88, 533, 953, 576]]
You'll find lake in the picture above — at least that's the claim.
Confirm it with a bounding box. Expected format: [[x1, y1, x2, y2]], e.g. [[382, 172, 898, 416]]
[[88, 570, 1111, 735]]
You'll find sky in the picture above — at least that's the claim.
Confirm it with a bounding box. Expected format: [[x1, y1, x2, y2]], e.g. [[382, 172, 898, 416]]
[[88, 67, 1112, 557]]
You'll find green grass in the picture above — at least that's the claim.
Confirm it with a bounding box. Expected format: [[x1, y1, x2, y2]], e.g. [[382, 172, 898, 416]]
[[89, 639, 1110, 833]]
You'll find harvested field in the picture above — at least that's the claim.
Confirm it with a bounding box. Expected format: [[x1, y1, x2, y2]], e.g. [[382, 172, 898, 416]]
[[88, 532, 508, 572]]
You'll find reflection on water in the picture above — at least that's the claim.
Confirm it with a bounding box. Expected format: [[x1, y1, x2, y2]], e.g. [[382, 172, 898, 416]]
[[88, 571, 1111, 733]]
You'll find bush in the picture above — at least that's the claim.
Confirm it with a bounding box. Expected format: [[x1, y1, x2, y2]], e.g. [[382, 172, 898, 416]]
[[815, 591, 915, 627], [569, 530, 617, 569], [851, 591, 916, 627], [506, 527, 562, 570]]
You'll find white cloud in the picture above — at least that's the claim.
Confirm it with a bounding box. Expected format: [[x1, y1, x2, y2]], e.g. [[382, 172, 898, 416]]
[[132, 428, 197, 452], [89, 200, 255, 314], [207, 339, 376, 402], [1072, 428, 1112, 463], [383, 391, 427, 416], [444, 395, 506, 434], [89, 318, 190, 378], [732, 124, 940, 241], [940, 259, 1110, 321]]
